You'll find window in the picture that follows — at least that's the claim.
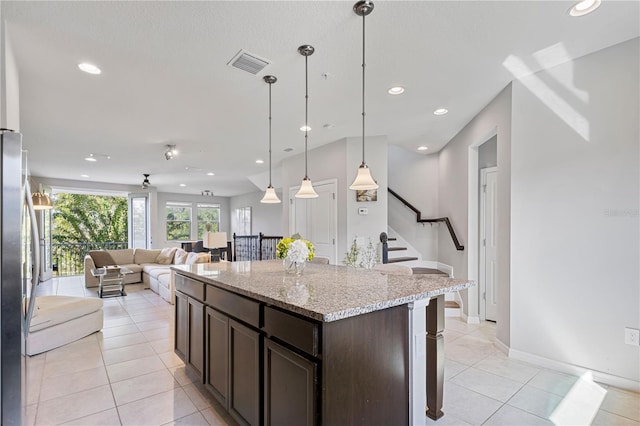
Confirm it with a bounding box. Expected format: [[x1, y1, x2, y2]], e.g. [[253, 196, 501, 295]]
[[233, 207, 252, 236], [197, 204, 220, 239], [166, 202, 192, 241]]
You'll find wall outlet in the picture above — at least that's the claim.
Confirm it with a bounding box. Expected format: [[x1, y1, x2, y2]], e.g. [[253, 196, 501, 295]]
[[624, 327, 640, 346]]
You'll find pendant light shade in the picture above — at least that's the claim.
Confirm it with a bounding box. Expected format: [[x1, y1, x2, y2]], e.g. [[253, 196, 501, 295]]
[[261, 186, 280, 203], [32, 191, 53, 210], [296, 177, 318, 198], [349, 163, 378, 190], [261, 75, 281, 204], [349, 0, 379, 191], [295, 45, 319, 199]]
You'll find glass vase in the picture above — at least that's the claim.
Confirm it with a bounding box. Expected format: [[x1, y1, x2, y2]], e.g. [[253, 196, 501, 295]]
[[283, 258, 306, 275]]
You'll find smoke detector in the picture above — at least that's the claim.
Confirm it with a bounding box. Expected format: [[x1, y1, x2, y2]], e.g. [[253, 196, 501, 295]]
[[227, 49, 270, 75]]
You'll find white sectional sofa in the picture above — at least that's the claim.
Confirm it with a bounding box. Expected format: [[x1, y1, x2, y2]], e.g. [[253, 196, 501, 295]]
[[84, 247, 210, 303]]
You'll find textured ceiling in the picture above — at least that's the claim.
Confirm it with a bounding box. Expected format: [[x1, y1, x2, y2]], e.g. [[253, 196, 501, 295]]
[[3, 1, 639, 196]]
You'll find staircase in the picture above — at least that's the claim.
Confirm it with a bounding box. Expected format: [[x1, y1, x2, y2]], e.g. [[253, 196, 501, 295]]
[[381, 232, 461, 316]]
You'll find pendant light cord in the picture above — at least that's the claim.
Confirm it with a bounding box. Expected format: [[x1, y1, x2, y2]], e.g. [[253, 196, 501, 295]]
[[361, 12, 366, 166], [268, 81, 273, 186], [304, 54, 309, 179]]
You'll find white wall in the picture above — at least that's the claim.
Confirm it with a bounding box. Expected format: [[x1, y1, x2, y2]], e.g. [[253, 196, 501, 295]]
[[155, 192, 230, 248], [1, 17, 20, 131], [346, 136, 388, 246], [282, 136, 387, 262], [437, 85, 512, 343], [229, 190, 283, 236], [387, 145, 439, 261], [510, 38, 639, 383]]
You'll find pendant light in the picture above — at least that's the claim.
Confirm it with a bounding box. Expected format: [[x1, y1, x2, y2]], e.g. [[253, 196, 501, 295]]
[[295, 45, 319, 199], [261, 75, 281, 204], [349, 0, 379, 191], [31, 190, 53, 210]]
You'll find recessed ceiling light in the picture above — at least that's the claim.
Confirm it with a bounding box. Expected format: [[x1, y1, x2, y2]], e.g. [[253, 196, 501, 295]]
[[179, 183, 186, 187], [284, 147, 294, 152], [255, 159, 264, 164], [80, 174, 90, 178], [207, 172, 214, 176], [388, 86, 405, 95], [78, 62, 101, 75], [299, 125, 311, 132], [417, 146, 429, 151], [433, 108, 449, 116], [569, 0, 601, 16], [85, 154, 97, 162]]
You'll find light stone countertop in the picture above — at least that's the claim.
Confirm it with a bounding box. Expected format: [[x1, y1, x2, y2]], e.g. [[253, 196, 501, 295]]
[[172, 260, 475, 322]]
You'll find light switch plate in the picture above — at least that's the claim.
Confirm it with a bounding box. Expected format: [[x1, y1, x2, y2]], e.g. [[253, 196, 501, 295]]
[[624, 327, 640, 346]]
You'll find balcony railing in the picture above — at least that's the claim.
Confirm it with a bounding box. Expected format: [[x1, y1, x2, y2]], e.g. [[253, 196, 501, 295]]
[[52, 242, 128, 276]]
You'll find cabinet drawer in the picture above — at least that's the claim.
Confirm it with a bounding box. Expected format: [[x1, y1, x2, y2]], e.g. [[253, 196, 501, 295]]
[[206, 285, 260, 328], [264, 307, 319, 357], [175, 274, 205, 300]]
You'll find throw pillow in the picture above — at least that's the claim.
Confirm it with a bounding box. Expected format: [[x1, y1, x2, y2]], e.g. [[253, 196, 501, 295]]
[[89, 250, 116, 268], [156, 247, 177, 265], [185, 252, 202, 265], [174, 248, 189, 265]]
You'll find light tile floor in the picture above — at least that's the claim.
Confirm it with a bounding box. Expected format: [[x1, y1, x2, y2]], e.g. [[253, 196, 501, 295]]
[[25, 275, 639, 425]]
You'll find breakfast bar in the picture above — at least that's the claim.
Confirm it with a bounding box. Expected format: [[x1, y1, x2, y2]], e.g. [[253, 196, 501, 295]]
[[172, 260, 475, 426]]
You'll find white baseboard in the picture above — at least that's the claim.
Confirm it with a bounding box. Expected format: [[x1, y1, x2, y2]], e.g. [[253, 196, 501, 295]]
[[494, 338, 509, 355], [509, 348, 640, 393], [460, 312, 480, 324]]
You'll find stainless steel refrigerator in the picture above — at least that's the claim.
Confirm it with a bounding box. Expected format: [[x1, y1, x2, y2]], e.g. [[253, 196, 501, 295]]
[[1, 129, 40, 424]]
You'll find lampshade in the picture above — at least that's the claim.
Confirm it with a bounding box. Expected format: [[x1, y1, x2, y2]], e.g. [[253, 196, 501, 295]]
[[296, 177, 319, 198], [261, 186, 281, 203], [203, 232, 227, 249], [32, 192, 53, 210], [349, 163, 379, 190], [349, 0, 378, 191], [261, 75, 281, 204], [294, 45, 318, 199]]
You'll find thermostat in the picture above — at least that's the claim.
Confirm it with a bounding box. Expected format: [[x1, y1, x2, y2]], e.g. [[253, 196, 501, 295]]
[[358, 207, 368, 215]]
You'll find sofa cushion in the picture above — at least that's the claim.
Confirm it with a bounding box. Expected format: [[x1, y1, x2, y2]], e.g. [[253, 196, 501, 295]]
[[122, 264, 143, 274], [88, 251, 116, 268], [30, 296, 103, 332], [186, 252, 210, 265], [156, 247, 177, 265], [134, 249, 162, 264], [174, 248, 189, 265], [157, 273, 171, 290], [142, 264, 171, 280], [107, 249, 134, 265]]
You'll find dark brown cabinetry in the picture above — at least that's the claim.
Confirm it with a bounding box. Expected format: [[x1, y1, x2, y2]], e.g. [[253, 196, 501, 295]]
[[264, 339, 317, 426], [205, 307, 229, 406], [174, 275, 205, 379], [175, 270, 411, 426], [228, 319, 261, 426], [203, 290, 262, 426]]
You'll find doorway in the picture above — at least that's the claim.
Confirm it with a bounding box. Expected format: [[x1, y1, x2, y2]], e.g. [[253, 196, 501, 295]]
[[288, 179, 337, 264], [480, 167, 497, 321]]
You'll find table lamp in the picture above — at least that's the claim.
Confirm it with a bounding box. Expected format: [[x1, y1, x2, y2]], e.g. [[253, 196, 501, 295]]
[[203, 232, 228, 261]]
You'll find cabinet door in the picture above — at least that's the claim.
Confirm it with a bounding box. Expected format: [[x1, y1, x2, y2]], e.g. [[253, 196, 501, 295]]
[[229, 319, 261, 426], [264, 339, 317, 426], [188, 297, 205, 379], [205, 307, 229, 408], [174, 291, 188, 362]]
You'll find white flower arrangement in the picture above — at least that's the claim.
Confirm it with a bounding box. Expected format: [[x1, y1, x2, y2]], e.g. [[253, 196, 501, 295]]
[[286, 239, 310, 264]]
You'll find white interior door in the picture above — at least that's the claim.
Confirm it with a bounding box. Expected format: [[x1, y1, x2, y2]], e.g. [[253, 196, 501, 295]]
[[128, 193, 149, 249], [289, 180, 337, 264], [480, 167, 498, 321]]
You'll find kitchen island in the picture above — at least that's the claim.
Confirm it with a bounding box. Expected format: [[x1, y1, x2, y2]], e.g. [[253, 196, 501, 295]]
[[172, 260, 474, 426]]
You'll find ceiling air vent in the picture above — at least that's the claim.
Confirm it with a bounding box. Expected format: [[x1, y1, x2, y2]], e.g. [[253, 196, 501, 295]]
[[227, 49, 270, 75]]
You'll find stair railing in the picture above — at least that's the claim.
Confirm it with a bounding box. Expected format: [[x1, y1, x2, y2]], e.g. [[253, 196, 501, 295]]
[[388, 188, 464, 251], [380, 232, 390, 264]]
